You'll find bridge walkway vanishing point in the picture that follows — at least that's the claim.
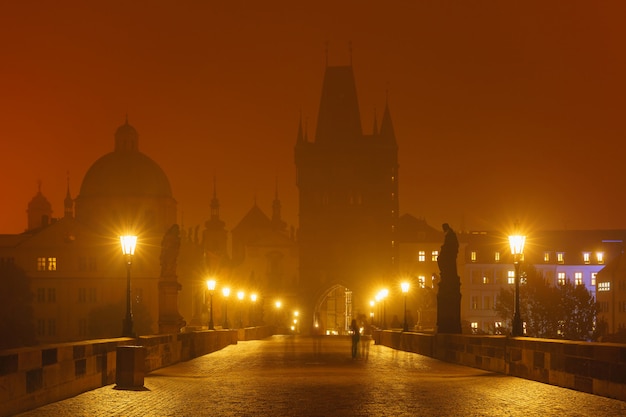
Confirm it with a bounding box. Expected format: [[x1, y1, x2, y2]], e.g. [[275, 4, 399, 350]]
[[16, 335, 626, 417]]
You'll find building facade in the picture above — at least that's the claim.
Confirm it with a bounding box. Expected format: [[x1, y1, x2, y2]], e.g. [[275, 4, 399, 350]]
[[462, 230, 625, 334]]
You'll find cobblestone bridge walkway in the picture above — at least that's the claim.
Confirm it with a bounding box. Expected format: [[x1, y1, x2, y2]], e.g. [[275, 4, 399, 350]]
[[17, 335, 626, 416]]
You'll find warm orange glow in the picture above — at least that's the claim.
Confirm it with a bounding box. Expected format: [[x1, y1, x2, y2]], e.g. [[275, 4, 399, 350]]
[[401, 282, 410, 293], [1, 4, 623, 238], [207, 279, 216, 292], [222, 287, 230, 297], [237, 291, 244, 301]]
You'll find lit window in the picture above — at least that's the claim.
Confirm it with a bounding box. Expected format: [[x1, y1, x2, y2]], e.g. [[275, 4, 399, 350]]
[[575, 272, 583, 286], [494, 251, 500, 262], [431, 251, 439, 261], [583, 253, 591, 264], [37, 257, 46, 271], [483, 275, 490, 284], [507, 270, 515, 284], [557, 253, 564, 264], [557, 272, 566, 286], [470, 322, 478, 334], [418, 276, 425, 288], [471, 251, 477, 262], [47, 257, 57, 271], [544, 252, 550, 262], [597, 252, 604, 264], [598, 282, 611, 292], [591, 272, 597, 286], [418, 251, 426, 262]]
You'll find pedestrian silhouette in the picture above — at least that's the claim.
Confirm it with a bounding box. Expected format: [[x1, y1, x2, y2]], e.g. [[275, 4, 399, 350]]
[[350, 319, 360, 359]]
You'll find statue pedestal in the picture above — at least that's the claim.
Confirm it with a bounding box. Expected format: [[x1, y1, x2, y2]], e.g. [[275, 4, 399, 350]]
[[436, 275, 462, 334], [158, 279, 186, 334]]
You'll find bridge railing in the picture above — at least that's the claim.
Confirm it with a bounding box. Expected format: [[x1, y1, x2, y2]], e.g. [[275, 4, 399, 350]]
[[0, 326, 273, 417], [374, 330, 626, 402]]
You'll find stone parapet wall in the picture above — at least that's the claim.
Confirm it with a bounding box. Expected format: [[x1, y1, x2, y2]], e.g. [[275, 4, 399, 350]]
[[375, 331, 626, 402], [0, 327, 271, 417]]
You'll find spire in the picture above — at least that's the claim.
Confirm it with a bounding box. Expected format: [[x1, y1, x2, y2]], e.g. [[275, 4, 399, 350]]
[[315, 65, 362, 143], [272, 180, 286, 232], [64, 172, 73, 219], [379, 92, 396, 142]]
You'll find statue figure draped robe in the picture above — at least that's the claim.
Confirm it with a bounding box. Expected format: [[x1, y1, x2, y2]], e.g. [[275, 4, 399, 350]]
[[436, 223, 462, 334]]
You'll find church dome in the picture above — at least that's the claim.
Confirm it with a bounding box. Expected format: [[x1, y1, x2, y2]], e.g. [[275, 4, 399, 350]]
[[79, 122, 172, 199]]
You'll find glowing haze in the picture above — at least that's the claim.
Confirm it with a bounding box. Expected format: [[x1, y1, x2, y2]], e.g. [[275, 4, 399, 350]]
[[1, 1, 625, 235]]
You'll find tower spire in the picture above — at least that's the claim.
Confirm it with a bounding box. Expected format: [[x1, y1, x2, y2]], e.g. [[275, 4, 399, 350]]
[[380, 88, 396, 142], [272, 179, 286, 231], [64, 171, 74, 218]]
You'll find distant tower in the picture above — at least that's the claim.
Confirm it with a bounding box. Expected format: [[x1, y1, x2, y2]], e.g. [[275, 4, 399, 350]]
[[64, 174, 74, 219], [203, 178, 228, 264], [294, 63, 399, 313], [27, 181, 53, 231]]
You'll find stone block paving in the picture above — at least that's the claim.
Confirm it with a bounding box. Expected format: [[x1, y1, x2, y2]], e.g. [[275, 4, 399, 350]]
[[16, 335, 626, 416]]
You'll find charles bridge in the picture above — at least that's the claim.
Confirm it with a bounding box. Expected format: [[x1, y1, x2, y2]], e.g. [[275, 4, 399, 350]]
[[1, 328, 625, 416]]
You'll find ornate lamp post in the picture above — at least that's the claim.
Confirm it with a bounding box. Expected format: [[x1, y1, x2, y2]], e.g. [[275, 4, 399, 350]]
[[222, 287, 230, 329], [237, 291, 245, 328], [508, 234, 526, 337], [378, 289, 389, 329], [119, 235, 137, 338], [369, 300, 375, 326], [250, 293, 258, 326], [206, 279, 216, 330], [401, 282, 410, 332]]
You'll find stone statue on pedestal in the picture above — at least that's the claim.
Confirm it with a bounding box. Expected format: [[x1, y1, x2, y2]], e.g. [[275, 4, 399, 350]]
[[436, 223, 462, 333], [158, 224, 186, 334]]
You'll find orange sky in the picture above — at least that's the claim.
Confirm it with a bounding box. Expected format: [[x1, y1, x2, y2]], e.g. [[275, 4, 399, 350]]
[[1, 1, 625, 235]]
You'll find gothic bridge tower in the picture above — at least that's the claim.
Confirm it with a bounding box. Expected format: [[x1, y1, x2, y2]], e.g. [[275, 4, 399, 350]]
[[295, 63, 399, 333]]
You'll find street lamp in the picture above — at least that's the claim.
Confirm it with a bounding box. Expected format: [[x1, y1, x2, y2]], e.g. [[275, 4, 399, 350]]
[[237, 291, 245, 328], [378, 289, 389, 329], [222, 287, 231, 329], [401, 282, 410, 332], [206, 279, 216, 330], [119, 235, 137, 338], [250, 293, 258, 326], [369, 300, 375, 326], [509, 234, 526, 337]]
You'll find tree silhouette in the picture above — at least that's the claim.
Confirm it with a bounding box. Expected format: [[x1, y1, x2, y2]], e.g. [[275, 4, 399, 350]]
[[495, 265, 598, 340], [0, 262, 37, 349]]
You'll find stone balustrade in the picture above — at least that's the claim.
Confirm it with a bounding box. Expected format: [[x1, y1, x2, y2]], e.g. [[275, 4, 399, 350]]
[[0, 327, 272, 417], [374, 330, 626, 402]]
